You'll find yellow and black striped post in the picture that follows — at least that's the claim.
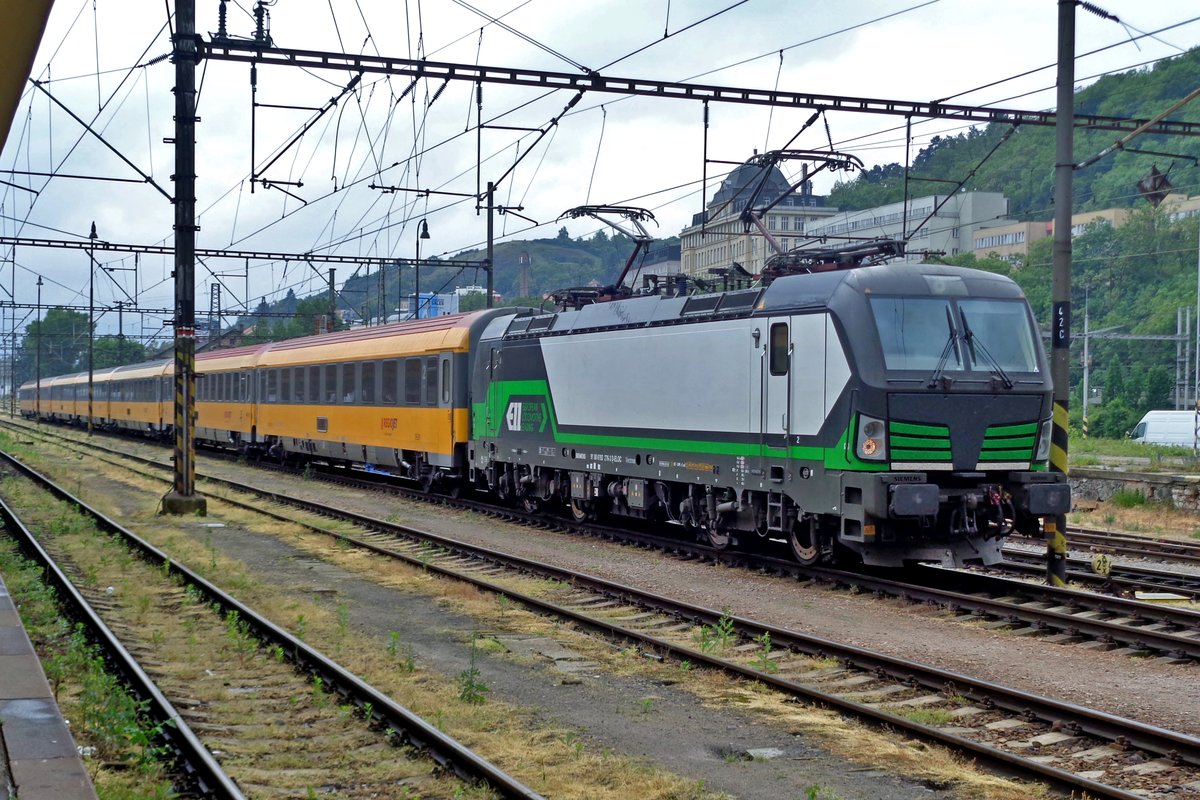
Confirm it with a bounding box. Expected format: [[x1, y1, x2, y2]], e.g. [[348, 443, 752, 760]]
[[1045, 0, 1074, 587], [1045, 401, 1070, 587], [160, 0, 206, 517]]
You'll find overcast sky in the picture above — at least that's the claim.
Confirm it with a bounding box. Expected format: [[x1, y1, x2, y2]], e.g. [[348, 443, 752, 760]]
[[1, 0, 1197, 338]]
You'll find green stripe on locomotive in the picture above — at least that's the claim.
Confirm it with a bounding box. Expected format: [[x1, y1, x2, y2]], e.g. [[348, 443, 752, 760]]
[[471, 379, 890, 471]]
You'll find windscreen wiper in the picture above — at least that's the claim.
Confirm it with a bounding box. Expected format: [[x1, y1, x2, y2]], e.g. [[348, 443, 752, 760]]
[[925, 306, 959, 389], [959, 308, 1014, 389]]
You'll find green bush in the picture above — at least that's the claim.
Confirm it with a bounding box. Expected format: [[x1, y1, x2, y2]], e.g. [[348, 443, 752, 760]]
[[1109, 487, 1147, 507]]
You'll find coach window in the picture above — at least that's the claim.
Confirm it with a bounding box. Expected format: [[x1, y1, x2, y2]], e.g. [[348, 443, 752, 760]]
[[381, 360, 398, 404], [240, 373, 249, 402], [404, 358, 422, 405], [307, 366, 319, 403], [267, 370, 278, 403], [281, 368, 293, 404], [441, 357, 450, 404], [769, 323, 789, 376], [321, 364, 335, 403], [362, 361, 376, 404], [424, 357, 438, 406], [220, 373, 228, 402], [295, 367, 306, 403], [338, 363, 354, 403]]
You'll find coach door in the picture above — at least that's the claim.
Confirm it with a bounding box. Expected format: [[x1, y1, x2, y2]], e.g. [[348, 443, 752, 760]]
[[762, 318, 793, 460]]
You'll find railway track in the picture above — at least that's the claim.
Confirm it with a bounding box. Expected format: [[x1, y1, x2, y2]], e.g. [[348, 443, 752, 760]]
[[1011, 528, 1200, 565], [7, 418, 1200, 662], [0, 447, 543, 800], [5, 422, 1200, 798], [997, 547, 1200, 597]]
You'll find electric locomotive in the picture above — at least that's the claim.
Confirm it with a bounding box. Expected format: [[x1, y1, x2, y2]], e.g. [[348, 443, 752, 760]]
[[472, 262, 1068, 567]]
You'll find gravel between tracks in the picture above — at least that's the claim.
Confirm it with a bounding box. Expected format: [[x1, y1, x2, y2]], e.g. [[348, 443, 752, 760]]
[[200, 458, 1200, 740]]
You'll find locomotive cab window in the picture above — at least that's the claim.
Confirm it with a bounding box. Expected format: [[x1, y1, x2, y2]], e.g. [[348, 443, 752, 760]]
[[871, 297, 963, 372], [769, 323, 789, 376], [957, 299, 1040, 373]]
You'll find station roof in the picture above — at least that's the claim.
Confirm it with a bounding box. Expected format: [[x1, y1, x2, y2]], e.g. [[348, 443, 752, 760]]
[[0, 1, 54, 153]]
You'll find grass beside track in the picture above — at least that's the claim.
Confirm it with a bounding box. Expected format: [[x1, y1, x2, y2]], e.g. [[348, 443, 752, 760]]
[[0, 540, 176, 800]]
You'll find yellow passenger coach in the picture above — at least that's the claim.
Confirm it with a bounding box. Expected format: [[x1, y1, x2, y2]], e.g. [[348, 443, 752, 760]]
[[23, 308, 522, 491]]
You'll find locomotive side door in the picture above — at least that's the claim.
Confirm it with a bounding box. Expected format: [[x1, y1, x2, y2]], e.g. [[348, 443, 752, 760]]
[[762, 318, 793, 460]]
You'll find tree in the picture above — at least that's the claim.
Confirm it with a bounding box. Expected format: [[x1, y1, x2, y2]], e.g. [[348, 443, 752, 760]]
[[14, 307, 91, 385], [93, 335, 147, 369]]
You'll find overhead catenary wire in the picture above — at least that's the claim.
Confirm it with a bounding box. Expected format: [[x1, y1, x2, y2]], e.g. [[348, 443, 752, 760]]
[[11, 2, 1200, 332]]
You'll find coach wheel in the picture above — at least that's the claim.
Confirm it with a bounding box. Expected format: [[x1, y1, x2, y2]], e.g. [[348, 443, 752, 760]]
[[788, 518, 821, 565], [569, 498, 590, 522]]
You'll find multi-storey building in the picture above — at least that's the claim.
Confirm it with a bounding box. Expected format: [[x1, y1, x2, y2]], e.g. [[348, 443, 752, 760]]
[[800, 192, 1009, 262], [679, 159, 839, 278], [971, 220, 1052, 260]]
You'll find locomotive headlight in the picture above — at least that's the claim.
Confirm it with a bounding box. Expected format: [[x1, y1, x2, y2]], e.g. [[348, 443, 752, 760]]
[[1035, 418, 1053, 462], [856, 415, 887, 462]]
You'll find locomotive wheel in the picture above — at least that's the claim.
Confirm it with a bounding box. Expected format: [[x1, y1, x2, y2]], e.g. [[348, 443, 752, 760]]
[[788, 519, 821, 565], [706, 521, 731, 550], [521, 495, 540, 514], [569, 499, 590, 522]]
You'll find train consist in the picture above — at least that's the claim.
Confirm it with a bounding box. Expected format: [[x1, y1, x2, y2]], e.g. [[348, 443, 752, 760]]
[[20, 262, 1068, 567]]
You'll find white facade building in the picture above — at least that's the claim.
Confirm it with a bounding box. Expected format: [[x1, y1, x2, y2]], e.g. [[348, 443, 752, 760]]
[[801, 192, 1009, 262], [679, 159, 839, 278]]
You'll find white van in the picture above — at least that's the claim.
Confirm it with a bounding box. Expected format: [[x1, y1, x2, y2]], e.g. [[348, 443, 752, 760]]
[[1130, 410, 1199, 446]]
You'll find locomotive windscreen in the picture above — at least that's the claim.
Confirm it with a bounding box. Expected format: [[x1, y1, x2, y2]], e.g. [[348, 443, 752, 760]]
[[871, 296, 1040, 374]]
